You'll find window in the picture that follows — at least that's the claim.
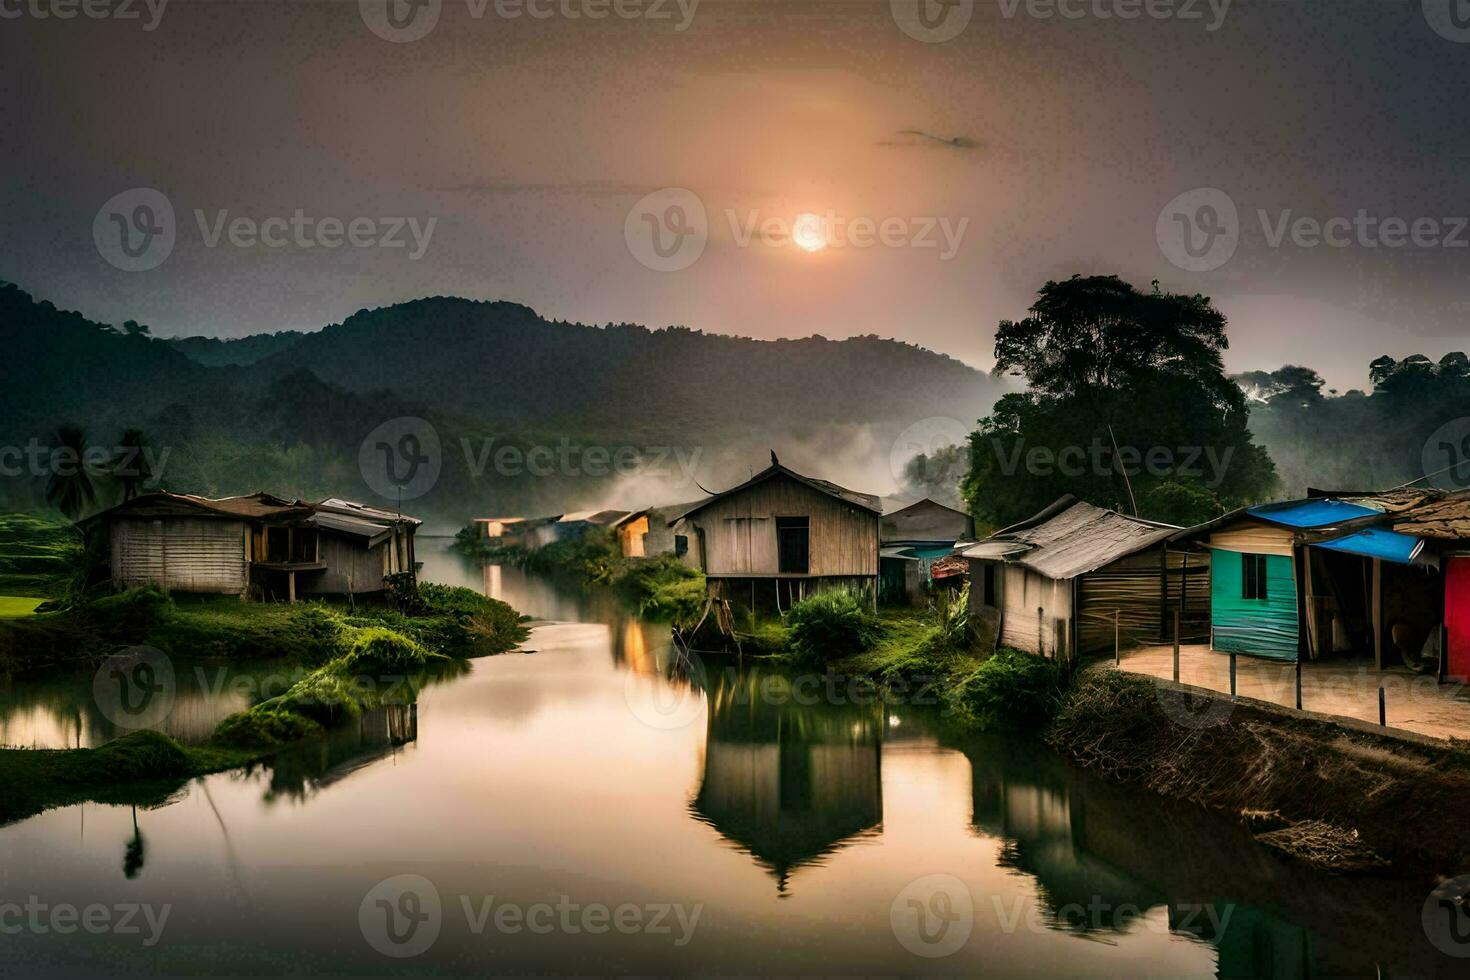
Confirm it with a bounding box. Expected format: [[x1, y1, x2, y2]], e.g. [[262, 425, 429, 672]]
[[776, 516, 810, 574], [1242, 553, 1269, 600], [982, 562, 997, 607], [674, 534, 688, 557]]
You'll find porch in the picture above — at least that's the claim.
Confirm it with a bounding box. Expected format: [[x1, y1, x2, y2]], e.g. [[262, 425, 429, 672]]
[[1118, 643, 1470, 741]]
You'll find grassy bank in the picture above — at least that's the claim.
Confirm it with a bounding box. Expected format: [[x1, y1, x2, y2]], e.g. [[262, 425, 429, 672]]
[[0, 581, 528, 676], [0, 729, 263, 825]]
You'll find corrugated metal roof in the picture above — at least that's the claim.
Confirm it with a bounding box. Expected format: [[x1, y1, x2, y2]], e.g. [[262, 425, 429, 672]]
[[1314, 528, 1426, 565], [969, 499, 1179, 580], [1246, 498, 1381, 529], [318, 497, 422, 527]]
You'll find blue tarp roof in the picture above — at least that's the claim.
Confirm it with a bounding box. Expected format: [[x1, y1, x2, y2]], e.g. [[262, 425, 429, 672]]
[[1313, 528, 1425, 565], [1246, 498, 1380, 529]]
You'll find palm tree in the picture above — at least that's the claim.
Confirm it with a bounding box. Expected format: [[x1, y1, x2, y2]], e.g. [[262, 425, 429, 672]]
[[112, 429, 154, 501], [44, 425, 97, 521]]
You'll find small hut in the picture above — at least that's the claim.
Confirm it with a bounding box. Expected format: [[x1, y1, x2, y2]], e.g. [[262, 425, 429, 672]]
[[963, 496, 1205, 657], [878, 496, 975, 605], [613, 502, 700, 565], [673, 458, 881, 613]]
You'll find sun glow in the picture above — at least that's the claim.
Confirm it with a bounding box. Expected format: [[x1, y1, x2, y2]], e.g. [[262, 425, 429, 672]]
[[792, 212, 828, 252]]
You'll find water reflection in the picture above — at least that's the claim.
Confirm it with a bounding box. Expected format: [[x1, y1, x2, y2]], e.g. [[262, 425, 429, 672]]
[[691, 668, 882, 892]]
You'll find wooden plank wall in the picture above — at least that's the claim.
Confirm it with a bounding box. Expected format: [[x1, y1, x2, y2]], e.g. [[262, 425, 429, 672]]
[[111, 517, 248, 594], [1075, 547, 1211, 652], [298, 535, 388, 595], [689, 475, 878, 577], [1000, 565, 1071, 656]]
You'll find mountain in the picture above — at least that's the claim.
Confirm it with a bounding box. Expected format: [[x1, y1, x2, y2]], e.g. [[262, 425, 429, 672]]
[[164, 331, 306, 367], [0, 283, 1002, 519]]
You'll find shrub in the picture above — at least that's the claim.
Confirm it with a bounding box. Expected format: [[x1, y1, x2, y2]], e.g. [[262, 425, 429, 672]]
[[343, 626, 429, 673], [213, 708, 324, 748], [785, 590, 881, 664], [944, 648, 1066, 730], [84, 584, 173, 636]]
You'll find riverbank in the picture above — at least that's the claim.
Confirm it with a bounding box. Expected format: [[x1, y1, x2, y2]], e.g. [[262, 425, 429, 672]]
[[0, 729, 263, 825], [1048, 666, 1470, 877]]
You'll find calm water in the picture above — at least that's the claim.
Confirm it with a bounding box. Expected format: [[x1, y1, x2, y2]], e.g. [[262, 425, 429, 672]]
[[0, 538, 1456, 976]]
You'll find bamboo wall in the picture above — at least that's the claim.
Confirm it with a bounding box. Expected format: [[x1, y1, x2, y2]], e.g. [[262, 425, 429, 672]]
[[110, 517, 248, 594], [689, 475, 878, 577], [1076, 547, 1211, 652]]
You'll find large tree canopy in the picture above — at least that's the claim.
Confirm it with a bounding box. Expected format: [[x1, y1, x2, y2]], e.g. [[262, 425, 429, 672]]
[[965, 275, 1278, 528]]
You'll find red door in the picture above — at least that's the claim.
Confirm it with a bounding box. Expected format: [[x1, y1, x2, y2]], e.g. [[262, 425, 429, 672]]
[[1446, 557, 1470, 681]]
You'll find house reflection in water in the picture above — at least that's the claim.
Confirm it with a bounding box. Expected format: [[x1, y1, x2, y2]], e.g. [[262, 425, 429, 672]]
[[262, 702, 419, 804], [690, 669, 883, 893], [964, 737, 1334, 979]]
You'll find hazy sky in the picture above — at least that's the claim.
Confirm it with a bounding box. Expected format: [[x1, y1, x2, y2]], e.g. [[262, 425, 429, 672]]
[[4, 0, 1470, 391]]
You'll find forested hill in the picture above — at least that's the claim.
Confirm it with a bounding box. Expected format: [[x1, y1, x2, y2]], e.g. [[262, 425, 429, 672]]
[[0, 282, 1001, 518], [238, 297, 998, 433]]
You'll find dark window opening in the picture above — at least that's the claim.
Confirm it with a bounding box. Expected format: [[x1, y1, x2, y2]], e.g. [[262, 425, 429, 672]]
[[674, 534, 688, 557], [982, 563, 997, 607], [1242, 553, 1269, 600], [776, 516, 810, 574]]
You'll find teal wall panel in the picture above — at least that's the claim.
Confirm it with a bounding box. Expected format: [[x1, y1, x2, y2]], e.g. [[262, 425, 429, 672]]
[[1210, 549, 1299, 661]]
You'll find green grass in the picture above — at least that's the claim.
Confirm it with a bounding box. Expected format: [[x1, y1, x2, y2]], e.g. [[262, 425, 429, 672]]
[[0, 596, 43, 618], [0, 730, 264, 826], [0, 513, 76, 599]]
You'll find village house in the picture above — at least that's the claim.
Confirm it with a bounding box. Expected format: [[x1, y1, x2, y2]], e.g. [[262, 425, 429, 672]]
[[672, 456, 881, 613], [963, 496, 1208, 657], [878, 496, 974, 605], [613, 503, 700, 565], [85, 491, 420, 601], [1170, 491, 1443, 669]]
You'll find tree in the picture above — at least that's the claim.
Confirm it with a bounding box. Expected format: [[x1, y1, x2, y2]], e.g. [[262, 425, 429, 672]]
[[121, 319, 150, 337], [44, 425, 99, 521], [111, 429, 154, 501], [965, 276, 1277, 527]]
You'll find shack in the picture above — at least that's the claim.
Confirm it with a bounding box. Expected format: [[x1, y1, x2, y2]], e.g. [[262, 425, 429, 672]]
[[963, 496, 1206, 657], [613, 502, 699, 566], [1177, 493, 1439, 665], [879, 496, 975, 605], [673, 458, 881, 612], [85, 491, 419, 601]]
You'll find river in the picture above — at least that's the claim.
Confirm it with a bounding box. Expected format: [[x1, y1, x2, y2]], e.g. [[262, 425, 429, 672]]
[[0, 537, 1455, 976]]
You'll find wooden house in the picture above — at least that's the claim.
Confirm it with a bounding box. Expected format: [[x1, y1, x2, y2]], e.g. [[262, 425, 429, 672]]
[[614, 502, 699, 566], [879, 496, 974, 605], [963, 496, 1206, 657], [85, 491, 420, 601], [673, 459, 881, 612], [1177, 493, 1438, 665]]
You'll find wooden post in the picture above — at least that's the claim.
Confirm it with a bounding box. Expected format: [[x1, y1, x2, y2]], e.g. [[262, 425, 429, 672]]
[[1038, 606, 1044, 658], [1295, 658, 1302, 710], [288, 570, 296, 604], [1172, 610, 1180, 682], [1372, 558, 1383, 671], [1378, 685, 1386, 727], [1229, 652, 1237, 700], [1440, 623, 1449, 686], [1113, 609, 1120, 665]]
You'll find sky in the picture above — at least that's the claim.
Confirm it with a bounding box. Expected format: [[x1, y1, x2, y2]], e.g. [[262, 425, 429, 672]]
[[3, 0, 1470, 392]]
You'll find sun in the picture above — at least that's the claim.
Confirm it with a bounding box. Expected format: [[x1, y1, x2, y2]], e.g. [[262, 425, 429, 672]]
[[791, 212, 828, 252]]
